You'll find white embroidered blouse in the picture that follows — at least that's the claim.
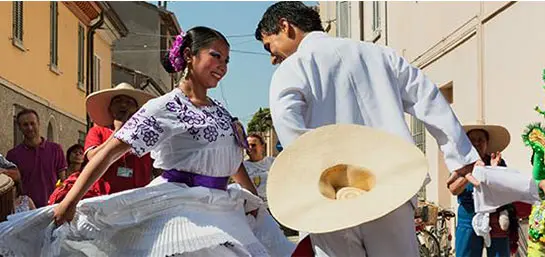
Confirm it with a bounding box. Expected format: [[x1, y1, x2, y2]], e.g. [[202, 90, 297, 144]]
[[115, 88, 243, 177]]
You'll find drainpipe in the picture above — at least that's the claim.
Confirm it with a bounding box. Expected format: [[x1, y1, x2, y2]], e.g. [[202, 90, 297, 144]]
[[384, 2, 388, 46], [359, 1, 364, 41], [476, 2, 484, 124], [86, 13, 105, 132]]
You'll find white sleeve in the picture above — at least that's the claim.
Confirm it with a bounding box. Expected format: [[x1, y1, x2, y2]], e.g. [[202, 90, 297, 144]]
[[269, 63, 311, 148], [387, 49, 480, 172], [114, 97, 182, 157]]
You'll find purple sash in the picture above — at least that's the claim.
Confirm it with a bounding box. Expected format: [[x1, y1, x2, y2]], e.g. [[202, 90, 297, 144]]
[[162, 169, 229, 191]]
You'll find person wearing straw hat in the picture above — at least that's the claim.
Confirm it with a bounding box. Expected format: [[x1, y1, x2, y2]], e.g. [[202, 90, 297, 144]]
[[83, 82, 155, 193], [456, 122, 523, 257], [255, 2, 481, 256]]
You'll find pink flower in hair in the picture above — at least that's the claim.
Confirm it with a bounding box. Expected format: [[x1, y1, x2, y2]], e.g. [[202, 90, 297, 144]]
[[169, 31, 186, 72]]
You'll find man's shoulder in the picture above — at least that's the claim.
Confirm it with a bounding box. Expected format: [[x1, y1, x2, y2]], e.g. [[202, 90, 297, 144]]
[[44, 140, 64, 151], [89, 125, 112, 136], [306, 37, 392, 60], [7, 144, 25, 156]]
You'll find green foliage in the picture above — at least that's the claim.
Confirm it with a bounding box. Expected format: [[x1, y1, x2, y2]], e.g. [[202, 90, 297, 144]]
[[247, 108, 272, 133]]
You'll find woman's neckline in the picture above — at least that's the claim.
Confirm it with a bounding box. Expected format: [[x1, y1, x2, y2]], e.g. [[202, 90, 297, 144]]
[[175, 87, 216, 109]]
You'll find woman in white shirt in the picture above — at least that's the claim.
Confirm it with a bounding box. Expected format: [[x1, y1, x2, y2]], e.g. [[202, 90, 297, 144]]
[[0, 26, 293, 257], [244, 133, 274, 205]]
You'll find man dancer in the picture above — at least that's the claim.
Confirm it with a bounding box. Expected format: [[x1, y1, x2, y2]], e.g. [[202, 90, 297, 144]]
[[255, 2, 480, 256]]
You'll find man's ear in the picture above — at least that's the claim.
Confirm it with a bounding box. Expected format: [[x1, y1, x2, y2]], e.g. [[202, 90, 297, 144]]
[[278, 18, 290, 34], [279, 18, 297, 39]]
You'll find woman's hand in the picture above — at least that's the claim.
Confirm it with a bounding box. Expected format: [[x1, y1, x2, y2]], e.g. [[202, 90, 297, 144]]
[[52, 138, 131, 226], [52, 200, 77, 226], [491, 152, 502, 167]]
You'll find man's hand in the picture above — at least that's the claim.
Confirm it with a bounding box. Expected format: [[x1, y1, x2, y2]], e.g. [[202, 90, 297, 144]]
[[447, 161, 482, 195]]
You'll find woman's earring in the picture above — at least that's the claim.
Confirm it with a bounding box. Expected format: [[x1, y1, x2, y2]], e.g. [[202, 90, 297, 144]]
[[181, 65, 189, 80]]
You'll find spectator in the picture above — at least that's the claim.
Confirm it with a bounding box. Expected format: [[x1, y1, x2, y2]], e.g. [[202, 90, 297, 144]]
[[6, 109, 67, 208], [66, 144, 84, 176], [84, 83, 154, 193]]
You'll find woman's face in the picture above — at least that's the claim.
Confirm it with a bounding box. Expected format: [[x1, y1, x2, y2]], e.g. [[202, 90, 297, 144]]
[[188, 39, 229, 89], [69, 148, 84, 164], [246, 136, 265, 160], [467, 129, 489, 156]]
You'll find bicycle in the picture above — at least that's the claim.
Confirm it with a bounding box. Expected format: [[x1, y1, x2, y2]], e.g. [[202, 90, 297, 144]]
[[429, 209, 455, 257], [416, 220, 440, 257], [415, 204, 455, 257]]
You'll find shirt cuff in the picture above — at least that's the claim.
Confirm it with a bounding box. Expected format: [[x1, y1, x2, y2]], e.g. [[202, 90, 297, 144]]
[[445, 147, 481, 172]]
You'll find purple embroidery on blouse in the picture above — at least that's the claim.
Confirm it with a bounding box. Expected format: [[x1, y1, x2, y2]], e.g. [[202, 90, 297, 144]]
[[203, 126, 219, 142]]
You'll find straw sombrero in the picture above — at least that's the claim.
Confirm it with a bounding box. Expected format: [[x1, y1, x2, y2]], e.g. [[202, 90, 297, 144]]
[[463, 122, 510, 153], [86, 83, 154, 127], [267, 124, 428, 233], [0, 174, 15, 222]]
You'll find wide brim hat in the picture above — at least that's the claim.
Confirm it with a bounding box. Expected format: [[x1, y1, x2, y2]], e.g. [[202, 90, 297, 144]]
[[86, 82, 155, 127], [267, 124, 429, 233], [463, 123, 510, 153], [0, 174, 14, 196]]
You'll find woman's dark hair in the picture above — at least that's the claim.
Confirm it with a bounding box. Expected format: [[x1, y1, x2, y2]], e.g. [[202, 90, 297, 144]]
[[66, 144, 84, 164], [255, 1, 324, 41], [248, 133, 265, 145], [162, 26, 230, 74]]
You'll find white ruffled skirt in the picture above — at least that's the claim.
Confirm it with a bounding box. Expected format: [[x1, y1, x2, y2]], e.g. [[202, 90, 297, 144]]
[[0, 177, 295, 257]]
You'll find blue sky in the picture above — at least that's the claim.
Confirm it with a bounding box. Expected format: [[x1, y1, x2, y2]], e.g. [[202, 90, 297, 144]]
[[167, 1, 317, 126]]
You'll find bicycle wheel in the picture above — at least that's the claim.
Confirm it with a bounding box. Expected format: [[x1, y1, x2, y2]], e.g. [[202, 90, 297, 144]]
[[419, 243, 431, 257], [417, 230, 441, 257]]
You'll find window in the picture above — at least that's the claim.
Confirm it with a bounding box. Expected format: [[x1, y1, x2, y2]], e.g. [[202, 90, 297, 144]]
[[50, 2, 58, 68], [93, 54, 101, 92], [12, 1, 23, 46], [440, 82, 454, 104], [411, 117, 426, 154], [411, 116, 426, 199], [77, 25, 85, 89], [372, 1, 380, 32], [336, 1, 350, 38], [47, 122, 54, 142]]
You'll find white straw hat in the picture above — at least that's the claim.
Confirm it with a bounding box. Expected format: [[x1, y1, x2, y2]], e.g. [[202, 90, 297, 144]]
[[267, 124, 429, 233]]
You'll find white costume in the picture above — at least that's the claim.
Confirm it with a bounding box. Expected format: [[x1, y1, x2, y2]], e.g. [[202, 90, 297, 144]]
[[0, 88, 294, 257], [243, 156, 274, 205], [269, 31, 480, 256], [470, 166, 540, 247]]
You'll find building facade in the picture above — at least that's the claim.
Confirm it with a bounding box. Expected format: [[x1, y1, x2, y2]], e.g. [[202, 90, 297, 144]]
[[0, 1, 126, 155], [110, 1, 181, 96]]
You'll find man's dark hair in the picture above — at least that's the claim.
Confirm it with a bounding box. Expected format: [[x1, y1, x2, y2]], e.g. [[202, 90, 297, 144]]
[[255, 1, 324, 41], [16, 109, 39, 124]]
